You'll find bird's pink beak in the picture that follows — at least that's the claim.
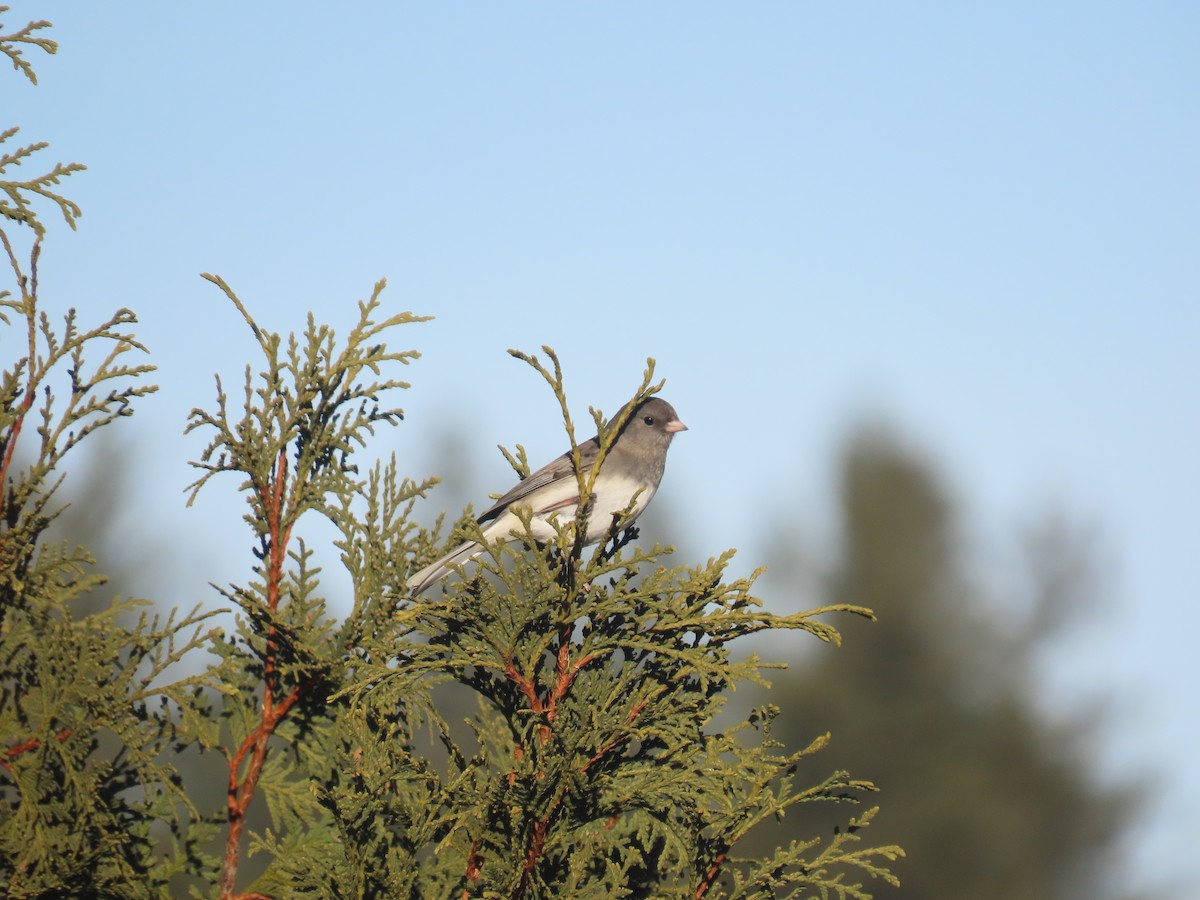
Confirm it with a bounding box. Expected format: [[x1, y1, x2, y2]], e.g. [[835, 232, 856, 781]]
[[665, 419, 688, 434]]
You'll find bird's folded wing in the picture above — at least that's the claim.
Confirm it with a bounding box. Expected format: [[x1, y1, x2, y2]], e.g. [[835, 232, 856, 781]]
[[478, 441, 597, 524]]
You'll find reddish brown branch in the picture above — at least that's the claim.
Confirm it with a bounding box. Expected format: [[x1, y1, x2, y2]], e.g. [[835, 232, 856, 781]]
[[503, 659, 543, 713], [0, 239, 38, 524], [1, 727, 71, 773], [261, 448, 289, 702], [695, 851, 728, 899], [460, 838, 483, 899], [219, 446, 300, 900], [547, 625, 571, 721], [580, 700, 647, 774], [507, 624, 614, 892], [0, 405, 27, 521], [220, 684, 303, 899], [506, 629, 574, 897], [514, 818, 549, 898], [548, 648, 610, 723], [512, 692, 647, 895]]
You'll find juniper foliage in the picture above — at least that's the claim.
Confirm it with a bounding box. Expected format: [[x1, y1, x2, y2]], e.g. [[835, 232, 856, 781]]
[[0, 10, 213, 896], [0, 9, 83, 237], [176, 275, 903, 897]]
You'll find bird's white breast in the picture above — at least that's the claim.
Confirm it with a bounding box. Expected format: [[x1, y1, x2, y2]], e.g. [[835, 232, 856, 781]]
[[481, 471, 656, 546]]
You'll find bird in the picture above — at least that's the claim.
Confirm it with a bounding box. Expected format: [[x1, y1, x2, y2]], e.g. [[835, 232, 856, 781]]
[[406, 396, 687, 595]]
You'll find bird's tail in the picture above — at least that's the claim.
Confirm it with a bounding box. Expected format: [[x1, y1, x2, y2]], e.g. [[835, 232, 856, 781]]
[[406, 539, 483, 596]]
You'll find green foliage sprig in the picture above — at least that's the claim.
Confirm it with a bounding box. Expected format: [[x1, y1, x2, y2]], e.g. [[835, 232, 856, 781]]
[[183, 275, 434, 897], [0, 239, 156, 564], [0, 8, 54, 85], [0, 9, 85, 236], [0, 128, 84, 235], [0, 14, 219, 896], [1, 593, 219, 897]]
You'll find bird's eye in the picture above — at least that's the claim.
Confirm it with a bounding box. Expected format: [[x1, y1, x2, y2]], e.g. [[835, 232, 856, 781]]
[[643, 415, 655, 425]]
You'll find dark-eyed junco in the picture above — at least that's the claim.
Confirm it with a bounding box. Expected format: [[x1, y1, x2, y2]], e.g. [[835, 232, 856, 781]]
[[407, 397, 687, 595]]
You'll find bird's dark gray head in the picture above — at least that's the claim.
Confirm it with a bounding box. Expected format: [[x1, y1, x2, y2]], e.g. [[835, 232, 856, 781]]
[[610, 397, 687, 456]]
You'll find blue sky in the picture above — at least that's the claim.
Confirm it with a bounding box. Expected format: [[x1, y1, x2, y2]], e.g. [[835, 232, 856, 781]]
[[8, 2, 1197, 892]]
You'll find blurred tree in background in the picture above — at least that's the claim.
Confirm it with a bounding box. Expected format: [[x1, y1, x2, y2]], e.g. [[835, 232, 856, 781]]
[[743, 425, 1138, 899]]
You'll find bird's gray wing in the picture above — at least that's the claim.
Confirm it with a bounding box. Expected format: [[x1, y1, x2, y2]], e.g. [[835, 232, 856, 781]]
[[478, 436, 601, 524]]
